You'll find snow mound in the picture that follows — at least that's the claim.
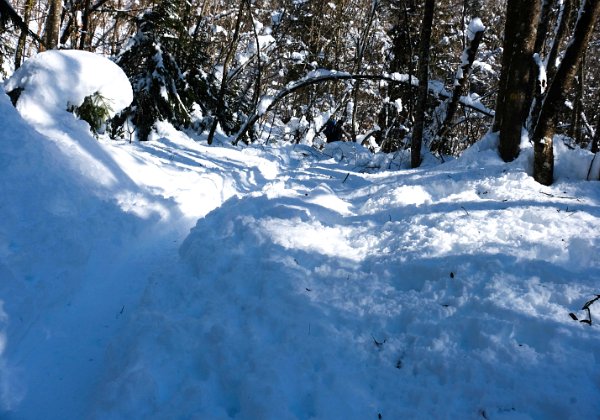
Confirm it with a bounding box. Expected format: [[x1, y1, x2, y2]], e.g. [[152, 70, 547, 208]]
[[172, 158, 600, 418], [4, 50, 132, 122]]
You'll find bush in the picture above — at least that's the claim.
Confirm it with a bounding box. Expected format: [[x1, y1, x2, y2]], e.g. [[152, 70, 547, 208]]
[[68, 91, 113, 136]]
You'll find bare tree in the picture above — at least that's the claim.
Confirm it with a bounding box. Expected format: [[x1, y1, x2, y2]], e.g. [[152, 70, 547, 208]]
[[44, 0, 62, 49], [533, 0, 600, 185], [206, 0, 246, 145], [494, 0, 541, 162], [14, 0, 35, 68], [435, 18, 485, 145], [411, 0, 435, 168]]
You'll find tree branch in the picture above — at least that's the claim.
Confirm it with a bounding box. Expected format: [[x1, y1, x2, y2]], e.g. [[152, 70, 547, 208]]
[[233, 71, 493, 145]]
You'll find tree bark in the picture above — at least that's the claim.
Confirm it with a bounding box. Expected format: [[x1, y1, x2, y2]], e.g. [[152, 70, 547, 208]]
[[436, 18, 485, 142], [591, 94, 600, 154], [14, 0, 35, 68], [569, 55, 585, 144], [350, 0, 378, 143], [78, 0, 92, 50], [494, 0, 541, 162], [44, 0, 62, 49], [529, 0, 573, 133], [533, 0, 600, 185], [533, 0, 554, 58], [206, 0, 245, 145], [546, 0, 574, 84], [411, 0, 435, 168]]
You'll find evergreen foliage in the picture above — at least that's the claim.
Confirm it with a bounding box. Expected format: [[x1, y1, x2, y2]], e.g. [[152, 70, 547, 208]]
[[69, 91, 113, 137], [110, 0, 206, 141]]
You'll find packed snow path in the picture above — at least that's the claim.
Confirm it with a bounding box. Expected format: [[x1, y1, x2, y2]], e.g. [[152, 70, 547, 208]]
[[1, 91, 599, 418]]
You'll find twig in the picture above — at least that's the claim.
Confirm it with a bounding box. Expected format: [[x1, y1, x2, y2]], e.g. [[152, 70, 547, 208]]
[[539, 191, 580, 201], [569, 294, 600, 326]]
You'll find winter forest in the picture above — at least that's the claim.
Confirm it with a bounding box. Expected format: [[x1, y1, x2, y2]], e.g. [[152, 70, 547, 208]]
[[1, 0, 600, 418], [0, 0, 598, 178]]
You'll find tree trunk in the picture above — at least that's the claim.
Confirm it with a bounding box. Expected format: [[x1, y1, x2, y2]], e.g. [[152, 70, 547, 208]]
[[206, 0, 245, 145], [592, 110, 600, 154], [494, 0, 541, 162], [14, 0, 35, 68], [529, 0, 573, 133], [546, 0, 574, 84], [411, 0, 435, 168], [533, 0, 600, 185], [569, 54, 585, 144], [78, 0, 92, 50], [350, 0, 378, 143], [533, 0, 554, 57], [44, 0, 62, 49], [436, 18, 485, 142], [591, 94, 600, 153]]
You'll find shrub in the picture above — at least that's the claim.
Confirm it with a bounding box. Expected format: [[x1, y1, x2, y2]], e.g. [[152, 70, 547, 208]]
[[68, 91, 113, 136]]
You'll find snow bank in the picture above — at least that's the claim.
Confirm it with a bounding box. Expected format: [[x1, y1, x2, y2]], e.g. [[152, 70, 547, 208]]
[[4, 50, 132, 123]]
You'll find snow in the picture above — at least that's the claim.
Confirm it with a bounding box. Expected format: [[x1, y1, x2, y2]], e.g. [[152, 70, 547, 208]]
[[5, 50, 132, 124], [1, 52, 600, 419], [468, 18, 486, 40], [257, 95, 274, 116], [534, 53, 547, 94]]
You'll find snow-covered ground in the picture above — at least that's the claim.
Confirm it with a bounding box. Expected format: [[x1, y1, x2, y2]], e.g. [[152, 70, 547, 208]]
[[1, 51, 599, 419]]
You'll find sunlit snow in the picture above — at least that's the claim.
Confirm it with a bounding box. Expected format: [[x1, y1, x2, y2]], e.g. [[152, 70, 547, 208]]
[[0, 51, 599, 420]]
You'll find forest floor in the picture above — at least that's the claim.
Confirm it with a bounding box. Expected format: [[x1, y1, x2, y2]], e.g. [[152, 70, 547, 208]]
[[1, 83, 600, 418]]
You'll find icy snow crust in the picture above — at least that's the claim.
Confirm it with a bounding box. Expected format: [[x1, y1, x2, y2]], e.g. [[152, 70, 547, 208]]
[[1, 54, 600, 418]]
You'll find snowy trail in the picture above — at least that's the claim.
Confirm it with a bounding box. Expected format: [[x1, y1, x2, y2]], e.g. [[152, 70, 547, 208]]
[[3, 229, 179, 419], [0, 91, 292, 418], [87, 143, 600, 418], [2, 78, 600, 418]]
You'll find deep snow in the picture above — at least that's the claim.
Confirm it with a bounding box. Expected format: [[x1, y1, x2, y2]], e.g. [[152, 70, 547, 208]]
[[0, 51, 599, 419]]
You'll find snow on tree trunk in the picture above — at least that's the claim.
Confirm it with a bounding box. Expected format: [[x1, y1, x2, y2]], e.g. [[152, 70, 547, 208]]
[[411, 0, 435, 169], [533, 0, 600, 185], [435, 18, 485, 146], [494, 0, 541, 163]]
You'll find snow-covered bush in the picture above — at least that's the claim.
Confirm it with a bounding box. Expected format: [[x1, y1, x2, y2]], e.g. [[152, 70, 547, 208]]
[[110, 0, 208, 141], [4, 49, 132, 129]]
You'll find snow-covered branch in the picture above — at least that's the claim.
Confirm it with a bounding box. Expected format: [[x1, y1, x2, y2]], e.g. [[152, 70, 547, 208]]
[[234, 70, 493, 145]]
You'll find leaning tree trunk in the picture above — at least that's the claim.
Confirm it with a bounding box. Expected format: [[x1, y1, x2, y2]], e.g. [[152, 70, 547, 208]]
[[569, 54, 586, 144], [546, 0, 574, 84], [411, 0, 435, 168], [533, 0, 600, 185], [436, 18, 485, 143], [529, 0, 574, 134], [14, 0, 35, 68], [494, 0, 541, 162], [533, 0, 554, 61]]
